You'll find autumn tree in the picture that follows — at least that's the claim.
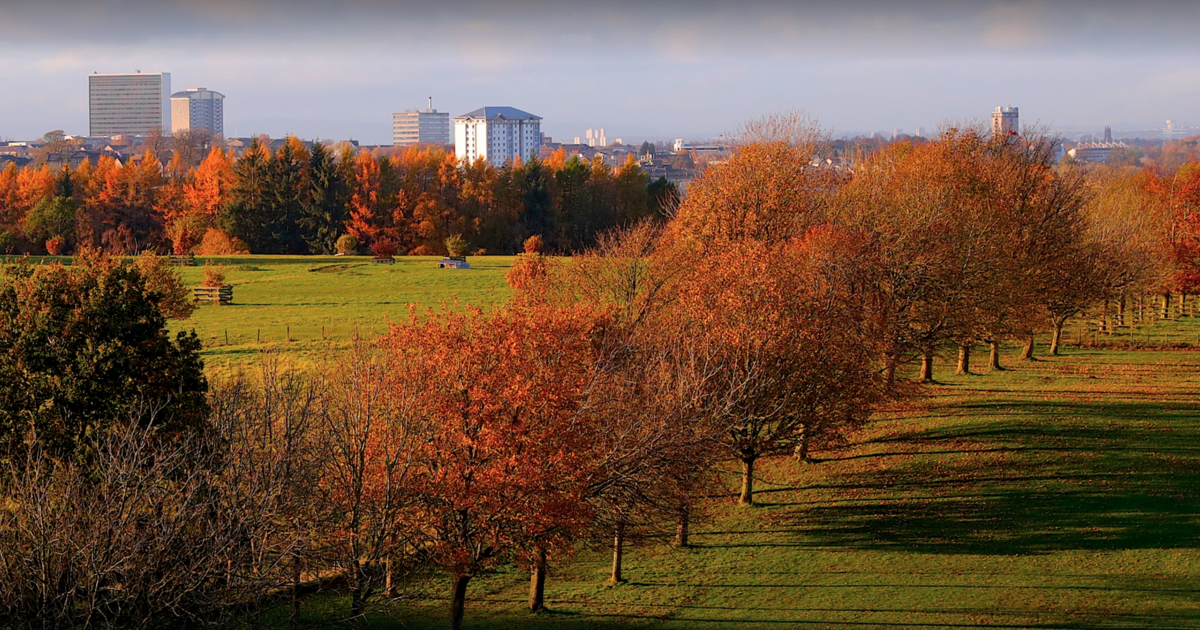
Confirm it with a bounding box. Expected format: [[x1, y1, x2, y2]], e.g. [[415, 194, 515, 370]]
[[677, 239, 878, 504], [382, 306, 601, 630]]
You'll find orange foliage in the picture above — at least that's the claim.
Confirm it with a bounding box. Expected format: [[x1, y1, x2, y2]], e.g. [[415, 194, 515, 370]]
[[382, 305, 602, 583], [44, 236, 66, 256], [195, 229, 249, 255]]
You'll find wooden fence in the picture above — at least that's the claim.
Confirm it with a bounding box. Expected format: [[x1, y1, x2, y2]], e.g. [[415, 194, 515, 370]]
[[193, 286, 233, 305]]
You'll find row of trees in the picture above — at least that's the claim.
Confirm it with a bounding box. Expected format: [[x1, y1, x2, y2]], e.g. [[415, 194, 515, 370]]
[[3, 116, 1199, 629], [0, 141, 678, 257]]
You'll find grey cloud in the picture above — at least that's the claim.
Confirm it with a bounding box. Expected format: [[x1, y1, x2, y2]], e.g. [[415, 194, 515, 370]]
[[6, 1, 1200, 56]]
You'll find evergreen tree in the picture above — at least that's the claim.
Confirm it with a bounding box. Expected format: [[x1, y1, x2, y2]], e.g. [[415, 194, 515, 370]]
[[221, 139, 273, 252], [299, 142, 347, 254]]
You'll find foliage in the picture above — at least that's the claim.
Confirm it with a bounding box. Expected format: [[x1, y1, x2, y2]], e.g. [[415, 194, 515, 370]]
[[0, 250, 208, 460], [370, 239, 398, 259], [133, 252, 197, 319], [335, 233, 358, 255], [202, 264, 227, 288], [444, 234, 467, 257], [196, 228, 249, 255]]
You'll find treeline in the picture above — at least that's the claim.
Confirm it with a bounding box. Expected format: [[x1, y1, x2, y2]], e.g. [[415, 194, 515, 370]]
[[3, 118, 1200, 630], [0, 139, 678, 257]]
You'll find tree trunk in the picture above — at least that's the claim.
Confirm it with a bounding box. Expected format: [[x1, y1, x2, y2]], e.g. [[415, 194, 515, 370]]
[[450, 575, 471, 630], [528, 548, 547, 612], [919, 351, 934, 382], [675, 504, 690, 548], [882, 353, 898, 391], [291, 556, 302, 626], [739, 457, 756, 505], [956, 343, 971, 375], [795, 424, 811, 462], [988, 340, 1003, 371], [1100, 299, 1109, 333], [1161, 293, 1172, 320], [1117, 294, 1126, 327], [609, 524, 625, 584], [1021, 335, 1035, 361], [1050, 319, 1066, 355], [350, 559, 365, 618], [384, 557, 395, 598]]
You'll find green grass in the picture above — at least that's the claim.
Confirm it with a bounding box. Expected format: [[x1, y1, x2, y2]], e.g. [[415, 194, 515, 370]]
[[165, 255, 515, 368], [256, 330, 1200, 629], [10, 255, 1200, 627]]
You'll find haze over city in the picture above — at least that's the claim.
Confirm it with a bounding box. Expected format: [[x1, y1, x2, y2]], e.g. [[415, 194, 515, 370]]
[[4, 0, 1200, 143]]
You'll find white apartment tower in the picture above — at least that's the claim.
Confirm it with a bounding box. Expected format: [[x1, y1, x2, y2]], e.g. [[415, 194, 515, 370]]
[[171, 88, 225, 136], [393, 98, 451, 146], [992, 106, 1019, 137], [89, 72, 171, 136], [454, 107, 542, 167]]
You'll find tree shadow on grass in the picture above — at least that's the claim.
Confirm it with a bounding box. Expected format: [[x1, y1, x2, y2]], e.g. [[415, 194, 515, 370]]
[[779, 398, 1200, 556]]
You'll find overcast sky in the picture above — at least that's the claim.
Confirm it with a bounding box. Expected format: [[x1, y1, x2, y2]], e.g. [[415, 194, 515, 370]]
[[3, 1, 1200, 144]]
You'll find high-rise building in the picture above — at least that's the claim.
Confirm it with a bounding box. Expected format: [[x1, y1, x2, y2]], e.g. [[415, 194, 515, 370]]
[[89, 72, 171, 136], [454, 107, 542, 167], [171, 88, 224, 137], [392, 98, 451, 146], [991, 106, 1019, 137]]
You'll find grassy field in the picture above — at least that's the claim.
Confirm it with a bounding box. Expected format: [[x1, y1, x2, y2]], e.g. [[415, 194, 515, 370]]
[[256, 324, 1200, 630], [10, 255, 1200, 627], [165, 255, 515, 368]]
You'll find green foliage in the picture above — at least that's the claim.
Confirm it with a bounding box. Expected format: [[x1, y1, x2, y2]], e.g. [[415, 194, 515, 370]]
[[335, 233, 359, 255], [23, 196, 79, 247], [300, 142, 348, 254], [0, 251, 208, 459], [444, 234, 467, 257]]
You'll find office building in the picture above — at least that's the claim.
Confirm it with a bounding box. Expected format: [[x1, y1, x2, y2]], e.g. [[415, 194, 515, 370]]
[[992, 106, 1019, 137], [454, 107, 541, 167], [89, 72, 171, 136], [171, 88, 225, 136], [393, 98, 451, 146]]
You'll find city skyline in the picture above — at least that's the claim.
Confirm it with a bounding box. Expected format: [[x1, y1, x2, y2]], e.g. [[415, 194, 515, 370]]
[[3, 1, 1200, 144]]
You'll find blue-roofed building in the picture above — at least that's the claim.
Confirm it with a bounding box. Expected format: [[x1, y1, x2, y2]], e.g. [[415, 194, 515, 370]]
[[454, 106, 542, 167]]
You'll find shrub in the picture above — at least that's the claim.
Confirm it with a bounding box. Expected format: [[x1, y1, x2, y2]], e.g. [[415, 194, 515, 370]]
[[407, 244, 436, 256], [196, 229, 250, 256], [336, 234, 359, 255], [523, 234, 544, 254], [133, 251, 197, 319], [444, 234, 468, 257], [44, 236, 66, 256], [202, 265, 226, 288], [371, 239, 399, 259]]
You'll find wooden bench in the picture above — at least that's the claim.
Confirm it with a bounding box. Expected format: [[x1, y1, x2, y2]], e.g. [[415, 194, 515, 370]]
[[193, 286, 233, 305], [170, 254, 197, 266]]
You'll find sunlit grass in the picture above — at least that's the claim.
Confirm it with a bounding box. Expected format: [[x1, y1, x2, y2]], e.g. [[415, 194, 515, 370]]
[[164, 255, 516, 369], [247, 318, 1200, 629]]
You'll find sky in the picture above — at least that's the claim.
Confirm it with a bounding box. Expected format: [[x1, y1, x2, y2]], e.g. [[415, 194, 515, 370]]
[[3, 1, 1200, 144]]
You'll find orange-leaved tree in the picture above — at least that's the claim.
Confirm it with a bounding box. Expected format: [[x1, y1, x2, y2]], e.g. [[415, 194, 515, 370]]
[[677, 238, 879, 505], [383, 305, 603, 630]]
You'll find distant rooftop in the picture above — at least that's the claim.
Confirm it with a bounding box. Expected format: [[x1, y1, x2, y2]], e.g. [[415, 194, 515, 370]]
[[171, 88, 224, 98], [456, 106, 541, 121]]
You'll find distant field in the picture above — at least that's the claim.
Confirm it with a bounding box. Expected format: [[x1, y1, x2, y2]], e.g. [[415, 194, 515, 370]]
[[165, 255, 515, 369], [258, 322, 1200, 629]]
